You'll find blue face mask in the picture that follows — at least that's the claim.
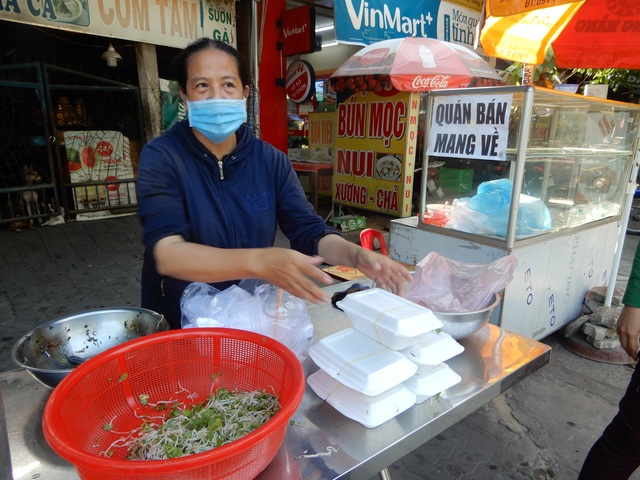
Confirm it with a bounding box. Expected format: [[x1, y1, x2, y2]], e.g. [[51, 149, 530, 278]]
[[187, 98, 247, 144]]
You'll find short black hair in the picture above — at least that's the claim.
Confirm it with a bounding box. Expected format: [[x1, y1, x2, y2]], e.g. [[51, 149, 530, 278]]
[[169, 38, 250, 91]]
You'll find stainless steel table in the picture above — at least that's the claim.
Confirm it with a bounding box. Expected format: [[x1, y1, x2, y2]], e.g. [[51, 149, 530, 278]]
[[1, 282, 550, 480]]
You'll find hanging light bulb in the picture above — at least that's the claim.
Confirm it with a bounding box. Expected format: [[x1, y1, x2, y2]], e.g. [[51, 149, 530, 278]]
[[101, 42, 122, 68]]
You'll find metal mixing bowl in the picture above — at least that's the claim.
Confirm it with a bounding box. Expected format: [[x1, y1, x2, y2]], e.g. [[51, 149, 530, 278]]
[[11, 307, 168, 388], [433, 293, 502, 340]]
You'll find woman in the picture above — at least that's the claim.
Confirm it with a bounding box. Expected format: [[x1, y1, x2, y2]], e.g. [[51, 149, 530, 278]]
[[137, 38, 412, 328]]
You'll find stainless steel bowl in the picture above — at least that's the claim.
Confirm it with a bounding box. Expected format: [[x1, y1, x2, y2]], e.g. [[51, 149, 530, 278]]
[[11, 308, 168, 388], [433, 293, 502, 340]]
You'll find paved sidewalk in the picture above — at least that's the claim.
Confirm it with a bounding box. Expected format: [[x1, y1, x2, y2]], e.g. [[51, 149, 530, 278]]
[[1, 213, 638, 479]]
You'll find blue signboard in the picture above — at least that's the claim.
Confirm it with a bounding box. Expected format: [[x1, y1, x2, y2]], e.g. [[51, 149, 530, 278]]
[[333, 0, 490, 65], [334, 0, 440, 45]]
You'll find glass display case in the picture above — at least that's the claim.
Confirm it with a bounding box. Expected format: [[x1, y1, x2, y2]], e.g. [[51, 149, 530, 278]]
[[389, 86, 640, 340], [416, 86, 640, 249]]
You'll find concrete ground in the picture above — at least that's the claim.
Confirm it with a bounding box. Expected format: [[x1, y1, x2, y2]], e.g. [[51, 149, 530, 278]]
[[0, 210, 638, 480]]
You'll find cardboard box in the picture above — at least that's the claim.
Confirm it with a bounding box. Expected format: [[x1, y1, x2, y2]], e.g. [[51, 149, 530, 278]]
[[331, 215, 367, 232]]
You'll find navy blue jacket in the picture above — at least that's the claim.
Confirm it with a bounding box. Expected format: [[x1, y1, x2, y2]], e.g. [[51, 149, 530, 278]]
[[137, 121, 338, 328]]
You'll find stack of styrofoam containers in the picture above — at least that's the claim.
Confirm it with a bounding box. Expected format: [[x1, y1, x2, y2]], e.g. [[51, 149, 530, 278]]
[[308, 288, 464, 428]]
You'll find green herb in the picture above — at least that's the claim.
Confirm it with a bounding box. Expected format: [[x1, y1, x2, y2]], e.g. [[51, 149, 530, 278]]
[[118, 373, 128, 383], [101, 388, 280, 460]]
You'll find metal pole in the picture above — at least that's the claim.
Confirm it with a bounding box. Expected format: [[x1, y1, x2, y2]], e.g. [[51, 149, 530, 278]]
[[505, 86, 535, 249], [605, 146, 640, 307], [0, 389, 13, 480], [251, 0, 261, 135], [378, 467, 393, 480]]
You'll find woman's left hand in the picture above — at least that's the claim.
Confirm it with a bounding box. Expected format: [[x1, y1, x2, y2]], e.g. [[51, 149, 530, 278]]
[[354, 248, 413, 296], [318, 234, 413, 296]]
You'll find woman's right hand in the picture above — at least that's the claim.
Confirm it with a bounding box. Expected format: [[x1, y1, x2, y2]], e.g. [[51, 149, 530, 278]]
[[155, 237, 334, 304], [617, 304, 640, 360], [251, 248, 334, 304]]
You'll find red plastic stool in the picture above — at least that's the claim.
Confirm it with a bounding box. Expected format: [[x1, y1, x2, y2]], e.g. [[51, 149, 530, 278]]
[[360, 228, 388, 256]]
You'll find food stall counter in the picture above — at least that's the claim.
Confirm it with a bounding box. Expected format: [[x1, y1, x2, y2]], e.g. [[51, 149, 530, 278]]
[[1, 281, 550, 480]]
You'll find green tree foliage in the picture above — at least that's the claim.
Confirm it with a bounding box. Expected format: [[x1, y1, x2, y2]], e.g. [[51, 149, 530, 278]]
[[504, 49, 640, 97]]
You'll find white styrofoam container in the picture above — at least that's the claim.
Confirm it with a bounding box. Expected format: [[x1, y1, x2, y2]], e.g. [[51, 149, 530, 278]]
[[403, 363, 462, 404], [308, 368, 417, 428], [336, 288, 443, 350], [308, 328, 418, 396], [401, 331, 464, 366]]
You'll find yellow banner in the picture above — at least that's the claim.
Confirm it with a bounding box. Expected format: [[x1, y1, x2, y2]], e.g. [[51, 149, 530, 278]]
[[480, 0, 583, 64], [332, 90, 420, 218], [488, 0, 581, 17], [308, 112, 336, 164]]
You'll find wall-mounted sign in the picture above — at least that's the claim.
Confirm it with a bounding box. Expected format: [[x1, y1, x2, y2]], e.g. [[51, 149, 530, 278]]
[[286, 60, 316, 104], [332, 90, 420, 217], [333, 0, 494, 66], [334, 0, 439, 45], [0, 0, 235, 49], [282, 5, 316, 56]]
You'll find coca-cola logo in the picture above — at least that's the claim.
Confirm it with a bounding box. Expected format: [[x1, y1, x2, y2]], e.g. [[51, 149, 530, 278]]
[[361, 48, 390, 65], [412, 75, 451, 90]]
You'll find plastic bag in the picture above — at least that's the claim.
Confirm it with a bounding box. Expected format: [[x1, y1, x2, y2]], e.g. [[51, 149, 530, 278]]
[[446, 179, 552, 237], [404, 252, 518, 313], [180, 281, 312, 359], [254, 284, 312, 358]]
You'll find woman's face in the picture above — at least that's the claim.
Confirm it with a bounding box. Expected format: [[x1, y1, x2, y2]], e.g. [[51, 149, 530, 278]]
[[182, 48, 249, 102]]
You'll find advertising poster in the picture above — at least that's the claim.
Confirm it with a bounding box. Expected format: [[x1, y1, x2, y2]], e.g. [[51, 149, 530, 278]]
[[332, 90, 420, 217], [308, 112, 335, 164], [63, 130, 136, 211], [334, 0, 491, 64], [308, 112, 336, 195]]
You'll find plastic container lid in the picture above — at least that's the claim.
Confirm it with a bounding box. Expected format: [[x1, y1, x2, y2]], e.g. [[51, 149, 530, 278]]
[[308, 328, 418, 396], [308, 369, 417, 428], [403, 363, 462, 404], [401, 331, 464, 366], [336, 288, 443, 350]]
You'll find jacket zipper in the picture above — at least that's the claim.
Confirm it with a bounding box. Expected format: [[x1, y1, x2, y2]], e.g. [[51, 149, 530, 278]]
[[217, 159, 224, 180]]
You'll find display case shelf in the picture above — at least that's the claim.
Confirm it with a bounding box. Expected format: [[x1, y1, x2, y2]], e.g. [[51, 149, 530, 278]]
[[416, 85, 640, 249]]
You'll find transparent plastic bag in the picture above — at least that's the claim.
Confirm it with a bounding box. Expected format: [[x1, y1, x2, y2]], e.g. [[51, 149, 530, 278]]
[[180, 283, 261, 332], [404, 252, 518, 313], [255, 284, 312, 358], [180, 281, 312, 359]]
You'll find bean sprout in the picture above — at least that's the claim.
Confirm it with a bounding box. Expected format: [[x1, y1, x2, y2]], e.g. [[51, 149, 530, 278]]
[[101, 388, 280, 460]]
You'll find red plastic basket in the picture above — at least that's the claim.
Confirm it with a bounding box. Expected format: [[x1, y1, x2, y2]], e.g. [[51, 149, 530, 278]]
[[43, 328, 306, 480]]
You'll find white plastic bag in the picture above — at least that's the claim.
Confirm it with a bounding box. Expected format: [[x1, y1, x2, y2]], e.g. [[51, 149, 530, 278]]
[[180, 281, 312, 359], [404, 252, 517, 313]]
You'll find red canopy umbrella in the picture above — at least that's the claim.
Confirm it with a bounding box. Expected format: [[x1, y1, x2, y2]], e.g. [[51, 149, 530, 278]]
[[480, 0, 640, 69], [329, 37, 504, 94]]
